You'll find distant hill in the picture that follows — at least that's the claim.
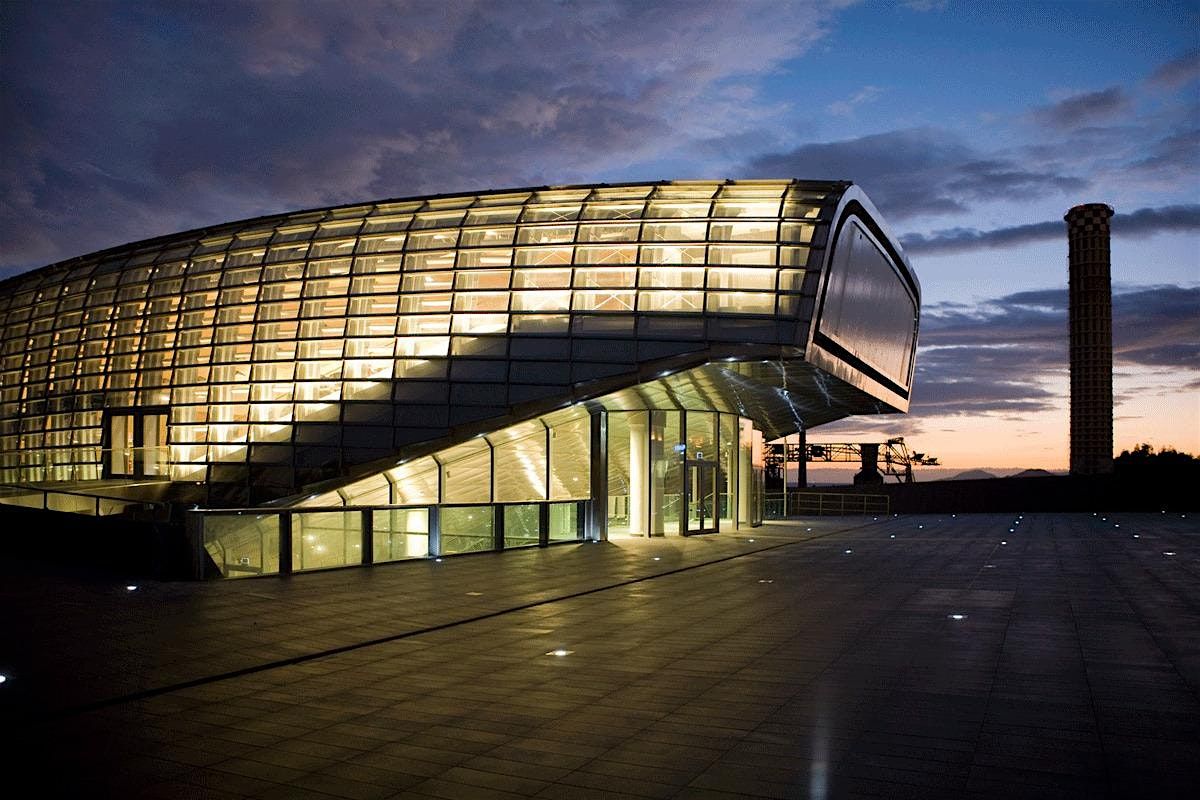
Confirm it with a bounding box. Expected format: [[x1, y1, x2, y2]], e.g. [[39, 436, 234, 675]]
[[1010, 468, 1054, 478], [944, 469, 997, 481]]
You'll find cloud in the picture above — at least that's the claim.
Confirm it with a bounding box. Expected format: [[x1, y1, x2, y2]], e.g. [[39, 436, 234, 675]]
[[906, 284, 1200, 416], [1031, 87, 1132, 130], [0, 0, 849, 275], [827, 86, 882, 117], [1147, 50, 1200, 90], [744, 128, 1087, 220], [901, 204, 1200, 254]]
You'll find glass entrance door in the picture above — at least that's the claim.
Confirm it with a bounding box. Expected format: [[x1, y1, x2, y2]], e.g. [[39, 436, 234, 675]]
[[686, 460, 717, 533], [105, 408, 168, 478]]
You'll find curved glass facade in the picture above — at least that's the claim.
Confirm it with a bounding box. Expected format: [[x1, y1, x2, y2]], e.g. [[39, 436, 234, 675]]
[[0, 179, 919, 531]]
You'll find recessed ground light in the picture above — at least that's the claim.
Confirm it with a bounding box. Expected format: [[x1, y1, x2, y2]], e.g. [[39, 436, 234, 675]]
[[1114, 524, 1120, 528], [1133, 534, 1140, 538], [653, 557, 661, 561], [1163, 551, 1177, 557], [434, 558, 443, 563], [0, 674, 6, 685], [844, 549, 853, 554], [1001, 541, 1008, 545], [466, 591, 482, 596], [889, 534, 895, 539], [918, 525, 924, 529], [748, 538, 755, 543], [948, 614, 966, 620], [984, 564, 996, 568], [125, 585, 138, 592], [757, 579, 774, 584], [546, 649, 573, 657], [873, 517, 878, 521], [1102, 517, 1107, 521]]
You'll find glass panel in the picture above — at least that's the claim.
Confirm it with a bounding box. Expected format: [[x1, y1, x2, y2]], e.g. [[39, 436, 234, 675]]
[[293, 511, 363, 572], [719, 414, 737, 526], [710, 220, 777, 242], [549, 412, 590, 500], [373, 508, 429, 562], [650, 410, 682, 536], [503, 504, 541, 548], [638, 266, 705, 287], [641, 222, 707, 241], [440, 506, 495, 554], [202, 514, 281, 578], [388, 457, 439, 504], [709, 245, 776, 266], [706, 292, 776, 314], [548, 502, 582, 540], [493, 427, 547, 502], [686, 411, 716, 533], [574, 290, 635, 312], [708, 267, 776, 291], [441, 440, 491, 503], [513, 268, 571, 288], [638, 291, 703, 313], [577, 223, 639, 242], [512, 290, 571, 312], [640, 245, 706, 266], [607, 411, 648, 536], [517, 225, 575, 245], [738, 418, 753, 525], [514, 246, 573, 266], [109, 414, 134, 476], [142, 414, 167, 476]]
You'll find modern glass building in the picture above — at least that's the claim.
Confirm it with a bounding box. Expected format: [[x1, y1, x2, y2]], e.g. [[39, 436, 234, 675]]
[[0, 180, 919, 577]]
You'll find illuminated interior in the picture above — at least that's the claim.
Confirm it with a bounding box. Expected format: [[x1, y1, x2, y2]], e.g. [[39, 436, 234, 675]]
[[0, 179, 920, 576]]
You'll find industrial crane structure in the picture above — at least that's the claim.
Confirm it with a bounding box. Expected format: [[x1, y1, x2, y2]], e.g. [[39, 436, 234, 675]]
[[766, 436, 938, 486]]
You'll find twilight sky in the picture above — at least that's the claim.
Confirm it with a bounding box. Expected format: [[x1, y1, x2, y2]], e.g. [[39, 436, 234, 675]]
[[1, 0, 1197, 473]]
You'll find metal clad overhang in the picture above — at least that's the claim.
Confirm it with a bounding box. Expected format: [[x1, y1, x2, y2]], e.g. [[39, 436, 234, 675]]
[[803, 186, 920, 413], [280, 345, 901, 504]]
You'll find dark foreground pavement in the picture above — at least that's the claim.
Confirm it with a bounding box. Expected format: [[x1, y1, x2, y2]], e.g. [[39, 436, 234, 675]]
[[3, 513, 1198, 799]]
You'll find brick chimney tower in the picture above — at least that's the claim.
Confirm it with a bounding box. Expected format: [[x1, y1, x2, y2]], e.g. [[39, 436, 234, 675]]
[[1065, 203, 1114, 475]]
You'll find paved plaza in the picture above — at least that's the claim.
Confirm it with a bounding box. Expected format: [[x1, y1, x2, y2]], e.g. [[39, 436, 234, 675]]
[[3, 513, 1198, 799]]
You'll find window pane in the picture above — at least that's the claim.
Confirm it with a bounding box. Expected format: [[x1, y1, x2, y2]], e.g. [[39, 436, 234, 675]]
[[708, 267, 776, 291], [441, 441, 491, 503], [440, 506, 495, 554], [578, 223, 640, 242], [293, 511, 363, 571], [638, 291, 703, 312], [574, 267, 635, 288], [373, 508, 429, 562], [548, 502, 582, 540], [706, 292, 776, 314], [513, 268, 571, 288], [512, 290, 571, 312], [503, 504, 541, 547], [709, 245, 776, 266], [574, 290, 635, 312], [493, 428, 547, 502], [641, 222, 707, 241], [638, 267, 704, 288], [203, 514, 280, 578], [640, 245, 706, 265], [549, 412, 590, 500]]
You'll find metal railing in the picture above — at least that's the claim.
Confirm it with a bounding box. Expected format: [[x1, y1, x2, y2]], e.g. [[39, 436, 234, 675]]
[[763, 491, 889, 518], [0, 482, 171, 520], [187, 499, 590, 580]]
